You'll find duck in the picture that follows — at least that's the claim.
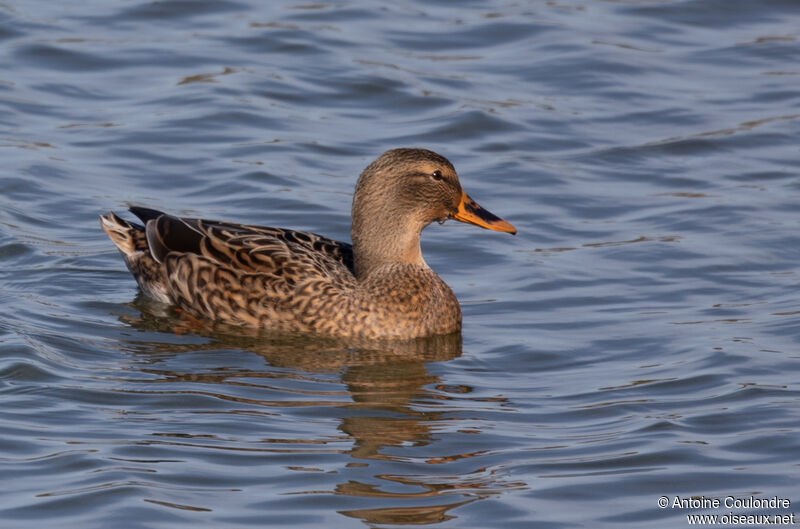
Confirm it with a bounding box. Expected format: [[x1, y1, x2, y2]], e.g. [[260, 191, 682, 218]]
[[100, 148, 516, 340]]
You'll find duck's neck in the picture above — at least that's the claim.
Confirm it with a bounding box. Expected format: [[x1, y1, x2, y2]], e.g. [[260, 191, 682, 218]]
[[351, 212, 427, 281]]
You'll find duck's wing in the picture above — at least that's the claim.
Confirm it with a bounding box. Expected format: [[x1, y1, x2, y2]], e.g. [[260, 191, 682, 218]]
[[129, 206, 355, 279], [104, 207, 358, 330]]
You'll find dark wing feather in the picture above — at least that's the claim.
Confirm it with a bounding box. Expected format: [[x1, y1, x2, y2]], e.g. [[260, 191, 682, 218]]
[[144, 214, 204, 263], [130, 206, 165, 224]]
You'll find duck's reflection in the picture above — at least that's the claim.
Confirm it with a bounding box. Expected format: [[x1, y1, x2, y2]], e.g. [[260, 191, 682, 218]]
[[114, 297, 496, 525]]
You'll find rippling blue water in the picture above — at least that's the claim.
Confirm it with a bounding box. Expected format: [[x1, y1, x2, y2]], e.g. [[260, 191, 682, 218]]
[[2, 1, 800, 527]]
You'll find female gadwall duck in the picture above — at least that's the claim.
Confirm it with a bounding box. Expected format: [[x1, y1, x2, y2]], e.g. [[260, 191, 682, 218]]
[[100, 148, 515, 340]]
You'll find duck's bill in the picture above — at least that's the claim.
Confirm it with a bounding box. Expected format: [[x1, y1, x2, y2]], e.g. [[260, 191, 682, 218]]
[[452, 190, 517, 234]]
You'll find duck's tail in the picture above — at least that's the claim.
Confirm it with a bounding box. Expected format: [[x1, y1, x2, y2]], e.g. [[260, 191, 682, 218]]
[[100, 212, 144, 257], [100, 211, 171, 303]]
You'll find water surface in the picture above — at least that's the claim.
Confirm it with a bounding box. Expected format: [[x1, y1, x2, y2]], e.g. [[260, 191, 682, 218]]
[[2, 1, 800, 527]]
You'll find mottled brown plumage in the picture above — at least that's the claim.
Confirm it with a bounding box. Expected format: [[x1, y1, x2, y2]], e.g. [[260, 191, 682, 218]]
[[100, 148, 515, 340]]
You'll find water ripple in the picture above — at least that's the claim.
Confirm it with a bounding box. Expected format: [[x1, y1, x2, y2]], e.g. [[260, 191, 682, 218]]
[[1, 0, 800, 527]]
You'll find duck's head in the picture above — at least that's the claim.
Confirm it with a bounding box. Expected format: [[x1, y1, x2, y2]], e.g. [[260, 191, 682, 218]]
[[351, 148, 516, 278]]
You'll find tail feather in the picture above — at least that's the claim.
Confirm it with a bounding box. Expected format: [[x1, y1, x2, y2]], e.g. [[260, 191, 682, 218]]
[[100, 212, 142, 257], [100, 211, 171, 303]]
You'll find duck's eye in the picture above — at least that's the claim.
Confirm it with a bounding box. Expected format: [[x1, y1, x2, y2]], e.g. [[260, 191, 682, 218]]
[[431, 170, 443, 181]]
